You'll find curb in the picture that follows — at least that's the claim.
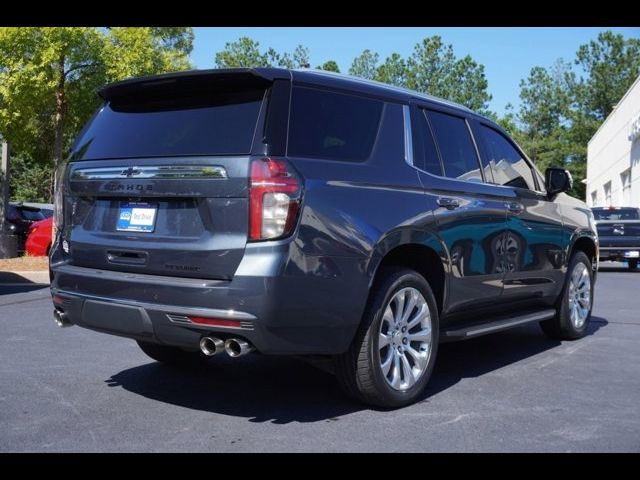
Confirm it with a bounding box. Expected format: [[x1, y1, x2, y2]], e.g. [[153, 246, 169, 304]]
[[0, 270, 50, 285]]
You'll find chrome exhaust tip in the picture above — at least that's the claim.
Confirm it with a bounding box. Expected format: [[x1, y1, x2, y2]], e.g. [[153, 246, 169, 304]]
[[54, 309, 72, 328], [224, 338, 255, 358], [199, 337, 224, 356]]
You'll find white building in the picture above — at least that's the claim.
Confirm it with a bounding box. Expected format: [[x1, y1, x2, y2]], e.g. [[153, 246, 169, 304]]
[[586, 74, 640, 208]]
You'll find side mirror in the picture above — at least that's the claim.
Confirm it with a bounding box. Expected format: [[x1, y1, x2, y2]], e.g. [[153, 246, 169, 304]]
[[545, 168, 572, 198]]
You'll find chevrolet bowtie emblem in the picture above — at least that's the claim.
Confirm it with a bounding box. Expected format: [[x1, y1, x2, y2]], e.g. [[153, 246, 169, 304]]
[[121, 167, 141, 178]]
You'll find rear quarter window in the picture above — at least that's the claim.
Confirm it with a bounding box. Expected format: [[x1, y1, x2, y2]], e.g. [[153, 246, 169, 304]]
[[287, 87, 384, 162]]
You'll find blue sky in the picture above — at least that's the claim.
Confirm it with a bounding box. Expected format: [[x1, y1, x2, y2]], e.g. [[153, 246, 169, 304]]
[[191, 27, 640, 116]]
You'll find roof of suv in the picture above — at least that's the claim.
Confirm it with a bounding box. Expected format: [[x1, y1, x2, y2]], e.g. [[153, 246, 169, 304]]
[[290, 68, 474, 113], [98, 67, 481, 119]]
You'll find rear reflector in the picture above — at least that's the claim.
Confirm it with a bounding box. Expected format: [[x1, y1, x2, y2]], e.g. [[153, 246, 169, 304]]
[[52, 295, 65, 306], [188, 316, 243, 328]]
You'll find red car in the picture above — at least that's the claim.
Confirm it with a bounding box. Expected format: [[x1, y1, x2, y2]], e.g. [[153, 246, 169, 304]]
[[25, 216, 52, 256]]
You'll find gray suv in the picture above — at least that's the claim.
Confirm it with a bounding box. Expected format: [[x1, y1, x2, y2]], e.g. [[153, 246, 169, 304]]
[[50, 69, 599, 407]]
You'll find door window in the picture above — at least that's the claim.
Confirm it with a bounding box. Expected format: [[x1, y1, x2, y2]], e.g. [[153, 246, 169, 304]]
[[480, 125, 536, 190], [427, 110, 482, 182]]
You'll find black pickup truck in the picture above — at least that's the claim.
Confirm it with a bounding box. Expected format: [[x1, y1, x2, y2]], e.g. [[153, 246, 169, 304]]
[[592, 207, 640, 271]]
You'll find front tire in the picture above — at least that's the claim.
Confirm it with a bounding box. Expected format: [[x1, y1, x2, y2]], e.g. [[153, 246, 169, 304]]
[[136, 341, 207, 365], [540, 251, 593, 340], [335, 268, 439, 408]]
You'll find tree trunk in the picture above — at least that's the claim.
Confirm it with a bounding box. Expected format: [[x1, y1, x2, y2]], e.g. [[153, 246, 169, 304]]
[[52, 55, 66, 202]]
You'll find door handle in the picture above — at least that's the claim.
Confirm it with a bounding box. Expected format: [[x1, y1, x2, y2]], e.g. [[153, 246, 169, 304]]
[[437, 197, 460, 210], [506, 202, 524, 214]]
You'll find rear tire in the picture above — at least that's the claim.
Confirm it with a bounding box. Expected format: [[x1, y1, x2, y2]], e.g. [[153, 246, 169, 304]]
[[628, 259, 638, 271], [540, 251, 593, 340], [335, 268, 439, 408], [136, 341, 207, 365]]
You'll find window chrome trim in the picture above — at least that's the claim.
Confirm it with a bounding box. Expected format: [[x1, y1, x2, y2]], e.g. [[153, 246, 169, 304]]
[[403, 105, 414, 167], [71, 165, 228, 180]]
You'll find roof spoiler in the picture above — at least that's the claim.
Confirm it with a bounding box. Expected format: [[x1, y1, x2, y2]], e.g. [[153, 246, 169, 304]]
[[98, 68, 290, 101]]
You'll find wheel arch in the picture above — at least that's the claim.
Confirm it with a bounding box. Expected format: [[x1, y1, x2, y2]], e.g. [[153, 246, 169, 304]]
[[366, 228, 449, 315], [569, 233, 598, 268]]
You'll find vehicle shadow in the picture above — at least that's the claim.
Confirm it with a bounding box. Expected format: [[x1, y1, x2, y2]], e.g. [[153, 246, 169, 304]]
[[598, 266, 637, 273], [422, 317, 607, 401], [0, 272, 48, 295], [106, 317, 608, 423]]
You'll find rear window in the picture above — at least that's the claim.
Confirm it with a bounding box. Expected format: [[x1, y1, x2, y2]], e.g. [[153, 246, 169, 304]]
[[19, 209, 45, 222], [70, 89, 265, 160], [288, 87, 383, 162], [592, 208, 640, 220]]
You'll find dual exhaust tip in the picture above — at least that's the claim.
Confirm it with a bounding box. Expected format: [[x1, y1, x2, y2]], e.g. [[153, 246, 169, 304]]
[[199, 337, 254, 358], [54, 310, 73, 328], [54, 309, 252, 358]]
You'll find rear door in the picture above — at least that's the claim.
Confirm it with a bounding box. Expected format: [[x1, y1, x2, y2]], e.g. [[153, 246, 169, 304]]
[[412, 105, 510, 314], [63, 71, 281, 280]]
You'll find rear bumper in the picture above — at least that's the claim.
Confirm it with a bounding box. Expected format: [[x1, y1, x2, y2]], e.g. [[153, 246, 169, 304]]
[[49, 244, 369, 355], [598, 246, 640, 261]]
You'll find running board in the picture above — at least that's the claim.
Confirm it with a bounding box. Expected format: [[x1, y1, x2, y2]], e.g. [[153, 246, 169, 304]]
[[441, 309, 556, 341]]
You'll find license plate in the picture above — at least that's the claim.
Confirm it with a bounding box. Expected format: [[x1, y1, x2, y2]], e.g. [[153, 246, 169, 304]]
[[624, 251, 639, 258], [116, 202, 157, 233]]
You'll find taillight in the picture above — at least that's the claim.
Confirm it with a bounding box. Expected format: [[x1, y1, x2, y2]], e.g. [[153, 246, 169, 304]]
[[52, 160, 67, 243], [249, 158, 302, 241]]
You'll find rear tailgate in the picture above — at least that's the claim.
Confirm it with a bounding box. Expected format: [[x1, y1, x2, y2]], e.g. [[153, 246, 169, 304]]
[[66, 157, 251, 279], [596, 220, 640, 248], [62, 69, 279, 280]]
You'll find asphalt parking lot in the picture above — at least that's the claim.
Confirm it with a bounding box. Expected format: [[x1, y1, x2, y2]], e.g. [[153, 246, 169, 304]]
[[1, 264, 639, 452]]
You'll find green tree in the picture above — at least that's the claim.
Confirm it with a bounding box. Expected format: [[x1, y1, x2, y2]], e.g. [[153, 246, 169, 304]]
[[0, 27, 193, 202], [568, 32, 640, 200], [574, 31, 640, 122], [513, 61, 587, 198], [512, 31, 640, 200], [278, 45, 310, 69], [316, 60, 340, 73], [214, 37, 271, 68], [375, 53, 406, 87], [348, 49, 379, 79], [348, 38, 492, 113], [214, 38, 311, 69], [405, 36, 492, 113]]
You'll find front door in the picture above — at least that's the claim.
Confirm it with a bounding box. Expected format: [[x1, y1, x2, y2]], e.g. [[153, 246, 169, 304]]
[[475, 123, 564, 303]]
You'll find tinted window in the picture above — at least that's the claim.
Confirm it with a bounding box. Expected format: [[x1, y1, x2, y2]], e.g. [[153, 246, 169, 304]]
[[412, 110, 443, 176], [18, 209, 45, 221], [480, 125, 536, 190], [70, 90, 265, 160], [288, 87, 383, 161], [592, 208, 640, 220], [6, 206, 19, 221], [427, 110, 482, 182]]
